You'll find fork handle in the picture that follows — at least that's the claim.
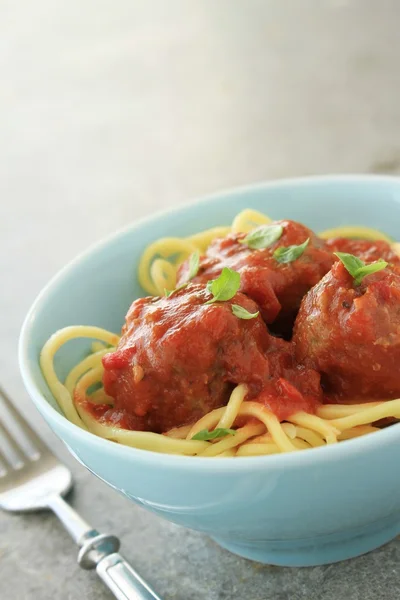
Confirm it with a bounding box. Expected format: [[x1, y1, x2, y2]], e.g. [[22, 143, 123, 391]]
[[96, 553, 162, 600], [47, 494, 162, 600], [47, 493, 93, 543]]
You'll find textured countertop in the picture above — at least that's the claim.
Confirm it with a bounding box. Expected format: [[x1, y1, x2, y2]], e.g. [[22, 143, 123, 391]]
[[1, 1, 400, 598]]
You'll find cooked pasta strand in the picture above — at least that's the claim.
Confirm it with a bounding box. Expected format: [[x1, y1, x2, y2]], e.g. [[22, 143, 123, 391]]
[[329, 400, 400, 430], [292, 426, 326, 447], [236, 443, 280, 456], [150, 259, 177, 293], [237, 403, 297, 452], [338, 426, 380, 441], [65, 348, 111, 394], [165, 425, 193, 439], [318, 225, 393, 243], [317, 402, 382, 420], [199, 424, 265, 457], [288, 412, 340, 444], [231, 209, 273, 233], [216, 384, 247, 429], [186, 227, 231, 251], [138, 238, 197, 295]]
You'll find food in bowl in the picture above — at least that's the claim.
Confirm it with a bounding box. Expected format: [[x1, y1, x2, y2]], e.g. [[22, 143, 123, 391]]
[[39, 208, 400, 457]]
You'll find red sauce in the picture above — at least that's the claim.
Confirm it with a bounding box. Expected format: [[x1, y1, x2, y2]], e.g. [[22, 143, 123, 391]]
[[78, 398, 145, 431], [256, 379, 319, 422]]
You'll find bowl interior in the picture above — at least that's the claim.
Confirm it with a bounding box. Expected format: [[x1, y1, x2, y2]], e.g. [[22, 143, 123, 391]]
[[21, 176, 400, 417]]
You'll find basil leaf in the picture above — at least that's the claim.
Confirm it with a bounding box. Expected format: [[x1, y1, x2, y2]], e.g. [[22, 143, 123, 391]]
[[192, 428, 236, 441], [164, 283, 187, 298], [187, 250, 200, 280], [273, 238, 310, 264], [205, 267, 241, 304], [165, 250, 200, 298], [240, 224, 283, 250], [206, 280, 214, 294], [354, 260, 388, 285], [334, 252, 364, 277], [231, 304, 259, 320], [335, 252, 388, 285]]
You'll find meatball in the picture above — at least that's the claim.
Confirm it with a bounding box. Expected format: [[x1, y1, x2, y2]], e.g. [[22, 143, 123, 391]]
[[293, 261, 400, 399], [178, 220, 334, 327], [102, 284, 278, 432], [326, 237, 400, 266]]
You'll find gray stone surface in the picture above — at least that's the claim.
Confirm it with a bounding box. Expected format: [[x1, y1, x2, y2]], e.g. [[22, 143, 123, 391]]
[[1, 0, 400, 598]]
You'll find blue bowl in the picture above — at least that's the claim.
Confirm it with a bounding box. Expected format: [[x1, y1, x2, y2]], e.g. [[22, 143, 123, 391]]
[[19, 175, 400, 567]]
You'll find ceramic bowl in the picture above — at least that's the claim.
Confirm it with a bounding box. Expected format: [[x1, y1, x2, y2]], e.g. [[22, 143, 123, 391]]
[[19, 175, 400, 566]]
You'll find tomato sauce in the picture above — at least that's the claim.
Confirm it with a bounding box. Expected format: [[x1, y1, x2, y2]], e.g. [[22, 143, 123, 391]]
[[93, 225, 399, 433]]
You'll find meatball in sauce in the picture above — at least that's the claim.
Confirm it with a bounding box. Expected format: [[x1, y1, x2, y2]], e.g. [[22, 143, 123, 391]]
[[293, 261, 400, 400], [101, 283, 322, 432], [178, 220, 334, 329], [102, 285, 275, 432]]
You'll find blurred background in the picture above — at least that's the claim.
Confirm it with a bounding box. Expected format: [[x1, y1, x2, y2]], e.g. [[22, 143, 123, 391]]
[[1, 1, 400, 598]]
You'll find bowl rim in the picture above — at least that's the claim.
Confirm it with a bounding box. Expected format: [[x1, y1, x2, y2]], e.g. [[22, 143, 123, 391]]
[[19, 173, 400, 472]]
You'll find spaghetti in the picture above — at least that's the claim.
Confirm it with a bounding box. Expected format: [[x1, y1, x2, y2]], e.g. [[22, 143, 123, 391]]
[[40, 210, 400, 457]]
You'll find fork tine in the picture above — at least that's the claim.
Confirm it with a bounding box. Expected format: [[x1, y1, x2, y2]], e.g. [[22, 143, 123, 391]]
[[0, 421, 25, 469], [0, 445, 12, 475], [0, 385, 43, 460]]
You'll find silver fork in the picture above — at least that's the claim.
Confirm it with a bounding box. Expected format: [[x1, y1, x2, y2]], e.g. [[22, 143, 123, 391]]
[[0, 386, 162, 600]]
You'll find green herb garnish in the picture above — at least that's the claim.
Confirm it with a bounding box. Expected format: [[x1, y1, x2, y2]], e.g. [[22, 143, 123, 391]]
[[273, 238, 310, 264], [187, 250, 200, 280], [192, 428, 236, 441], [335, 252, 388, 286], [205, 267, 241, 304], [231, 304, 259, 320], [240, 224, 283, 250], [165, 250, 200, 297]]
